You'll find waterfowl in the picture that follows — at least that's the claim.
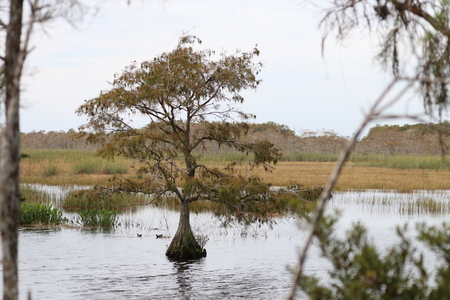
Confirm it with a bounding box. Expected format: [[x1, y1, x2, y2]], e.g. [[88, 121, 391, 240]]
[[156, 234, 163, 239], [137, 233, 142, 237]]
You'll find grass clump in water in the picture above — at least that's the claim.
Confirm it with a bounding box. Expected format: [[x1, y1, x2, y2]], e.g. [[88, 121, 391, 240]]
[[20, 202, 67, 225], [75, 209, 117, 228], [403, 197, 448, 215]]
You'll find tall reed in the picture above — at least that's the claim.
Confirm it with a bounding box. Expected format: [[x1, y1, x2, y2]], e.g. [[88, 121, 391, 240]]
[[74, 209, 118, 228]]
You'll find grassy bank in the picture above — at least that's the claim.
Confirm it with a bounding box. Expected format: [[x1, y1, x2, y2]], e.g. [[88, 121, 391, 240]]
[[19, 149, 450, 192], [20, 149, 131, 186]]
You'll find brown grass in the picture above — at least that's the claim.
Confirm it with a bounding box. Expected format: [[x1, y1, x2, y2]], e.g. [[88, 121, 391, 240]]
[[20, 150, 450, 191], [256, 162, 450, 192]]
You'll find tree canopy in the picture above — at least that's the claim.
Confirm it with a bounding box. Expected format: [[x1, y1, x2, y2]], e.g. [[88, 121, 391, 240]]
[[77, 34, 281, 259]]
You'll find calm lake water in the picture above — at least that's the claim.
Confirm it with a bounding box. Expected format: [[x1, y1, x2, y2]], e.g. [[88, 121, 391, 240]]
[[1, 186, 450, 299]]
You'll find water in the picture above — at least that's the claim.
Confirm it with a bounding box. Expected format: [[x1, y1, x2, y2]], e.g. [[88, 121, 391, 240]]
[[2, 187, 450, 299]]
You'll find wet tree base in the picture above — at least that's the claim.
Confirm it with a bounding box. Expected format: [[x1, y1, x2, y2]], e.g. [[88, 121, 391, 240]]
[[166, 246, 206, 260], [166, 231, 206, 260], [166, 249, 206, 261]]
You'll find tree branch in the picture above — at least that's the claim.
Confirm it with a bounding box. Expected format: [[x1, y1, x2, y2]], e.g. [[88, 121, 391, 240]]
[[286, 77, 416, 300]]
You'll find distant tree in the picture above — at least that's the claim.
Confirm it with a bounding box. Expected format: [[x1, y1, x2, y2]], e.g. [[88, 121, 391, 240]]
[[250, 121, 296, 136], [77, 35, 280, 260], [297, 130, 348, 154], [356, 122, 450, 156]]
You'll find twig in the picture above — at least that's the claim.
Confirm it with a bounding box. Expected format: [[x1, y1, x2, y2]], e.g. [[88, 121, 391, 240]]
[[285, 77, 415, 300]]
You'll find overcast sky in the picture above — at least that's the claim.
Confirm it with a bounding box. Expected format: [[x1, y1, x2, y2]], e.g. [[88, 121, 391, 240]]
[[18, 0, 442, 137]]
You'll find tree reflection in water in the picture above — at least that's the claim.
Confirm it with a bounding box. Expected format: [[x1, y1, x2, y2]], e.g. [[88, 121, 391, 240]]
[[172, 259, 204, 299]]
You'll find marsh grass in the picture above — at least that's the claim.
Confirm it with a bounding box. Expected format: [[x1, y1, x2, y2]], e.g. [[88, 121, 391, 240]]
[[253, 161, 450, 191], [43, 165, 59, 177], [103, 162, 128, 174], [62, 188, 150, 211], [354, 155, 450, 170], [332, 192, 450, 215], [72, 159, 129, 175], [21, 149, 104, 161], [21, 149, 131, 176], [72, 160, 99, 174], [21, 186, 53, 203], [20, 149, 450, 192], [280, 152, 340, 162], [74, 209, 118, 228], [20, 202, 67, 225], [402, 197, 449, 215]]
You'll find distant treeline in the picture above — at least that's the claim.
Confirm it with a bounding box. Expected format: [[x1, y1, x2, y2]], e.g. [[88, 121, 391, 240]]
[[19, 121, 450, 157]]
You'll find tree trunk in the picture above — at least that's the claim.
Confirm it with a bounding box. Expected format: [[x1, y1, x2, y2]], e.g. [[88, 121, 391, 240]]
[[1, 1, 23, 300], [165, 199, 205, 260]]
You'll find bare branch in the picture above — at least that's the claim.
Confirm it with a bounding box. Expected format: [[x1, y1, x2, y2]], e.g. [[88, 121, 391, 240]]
[[286, 77, 417, 300]]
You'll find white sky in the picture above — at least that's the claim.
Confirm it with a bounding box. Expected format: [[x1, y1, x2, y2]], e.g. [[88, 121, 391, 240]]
[[19, 0, 441, 137]]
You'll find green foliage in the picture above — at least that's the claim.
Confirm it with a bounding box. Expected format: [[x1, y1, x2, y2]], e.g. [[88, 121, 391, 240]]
[[287, 197, 317, 218], [75, 209, 117, 228], [198, 176, 289, 226], [75, 34, 281, 227], [20, 202, 66, 225], [62, 187, 148, 211], [196, 151, 251, 162], [299, 213, 450, 299]]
